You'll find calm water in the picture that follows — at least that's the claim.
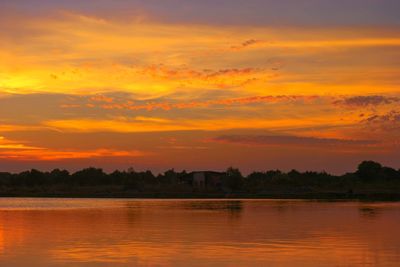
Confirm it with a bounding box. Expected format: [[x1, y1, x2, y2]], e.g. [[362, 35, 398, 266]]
[[0, 199, 399, 266]]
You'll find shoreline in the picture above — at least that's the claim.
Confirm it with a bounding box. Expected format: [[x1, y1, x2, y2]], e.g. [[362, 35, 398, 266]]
[[1, 192, 400, 201]]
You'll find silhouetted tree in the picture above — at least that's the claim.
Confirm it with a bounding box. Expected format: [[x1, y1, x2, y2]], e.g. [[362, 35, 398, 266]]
[[357, 161, 382, 182], [50, 169, 70, 184], [225, 167, 244, 191], [0, 161, 398, 197], [71, 168, 106, 186], [162, 169, 178, 184], [381, 167, 400, 180]]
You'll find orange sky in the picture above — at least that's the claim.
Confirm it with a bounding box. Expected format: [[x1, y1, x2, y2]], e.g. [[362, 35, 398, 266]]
[[0, 1, 399, 173]]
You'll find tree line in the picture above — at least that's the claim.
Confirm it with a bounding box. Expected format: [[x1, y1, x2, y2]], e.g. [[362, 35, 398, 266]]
[[0, 161, 399, 196]]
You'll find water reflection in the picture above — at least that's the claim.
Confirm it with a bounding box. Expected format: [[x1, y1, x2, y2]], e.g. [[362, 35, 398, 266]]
[[182, 200, 242, 211], [359, 206, 381, 218], [0, 199, 398, 266]]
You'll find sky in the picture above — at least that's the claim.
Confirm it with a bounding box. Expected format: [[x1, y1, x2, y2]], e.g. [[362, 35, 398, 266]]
[[0, 0, 399, 174]]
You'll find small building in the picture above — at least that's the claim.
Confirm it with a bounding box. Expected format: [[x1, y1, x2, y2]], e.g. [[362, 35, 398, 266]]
[[181, 171, 225, 191], [193, 172, 206, 188]]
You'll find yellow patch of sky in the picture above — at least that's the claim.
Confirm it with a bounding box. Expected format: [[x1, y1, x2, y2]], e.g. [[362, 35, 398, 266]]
[[43, 112, 359, 134], [0, 11, 399, 161], [0, 149, 147, 161], [0, 136, 42, 150], [0, 135, 147, 160], [0, 12, 399, 98]]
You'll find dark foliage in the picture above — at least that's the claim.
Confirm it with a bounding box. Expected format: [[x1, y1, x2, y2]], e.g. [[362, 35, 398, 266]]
[[0, 161, 399, 197]]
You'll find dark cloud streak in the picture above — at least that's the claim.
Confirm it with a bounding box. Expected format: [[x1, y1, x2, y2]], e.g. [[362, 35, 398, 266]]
[[2, 0, 400, 26], [211, 134, 378, 147], [335, 95, 400, 107]]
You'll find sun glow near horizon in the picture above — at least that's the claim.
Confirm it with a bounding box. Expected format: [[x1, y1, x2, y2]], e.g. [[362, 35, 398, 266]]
[[0, 1, 399, 174]]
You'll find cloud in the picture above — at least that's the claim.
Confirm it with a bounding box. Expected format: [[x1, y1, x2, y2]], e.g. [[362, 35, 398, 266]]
[[0, 124, 43, 132], [43, 118, 193, 133], [0, 148, 147, 161], [43, 115, 354, 133], [81, 94, 319, 112], [230, 39, 263, 50], [0, 135, 148, 161], [90, 95, 114, 103], [335, 95, 400, 107], [0, 6, 399, 172], [135, 65, 267, 90], [1, 9, 400, 98], [362, 110, 400, 132], [3, 0, 400, 27], [210, 134, 378, 147], [138, 65, 262, 80], [0, 136, 42, 150]]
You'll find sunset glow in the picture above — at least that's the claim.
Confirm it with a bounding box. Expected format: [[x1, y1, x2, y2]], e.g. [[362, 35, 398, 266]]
[[1, 0, 399, 173]]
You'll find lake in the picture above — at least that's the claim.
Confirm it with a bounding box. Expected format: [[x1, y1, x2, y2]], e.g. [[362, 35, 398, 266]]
[[0, 198, 399, 266]]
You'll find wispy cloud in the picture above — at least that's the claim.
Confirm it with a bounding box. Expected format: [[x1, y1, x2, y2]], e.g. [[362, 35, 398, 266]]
[[0, 135, 148, 161], [0, 5, 399, 171], [81, 94, 319, 112], [0, 124, 43, 132], [210, 134, 378, 147], [0, 148, 147, 161], [1, 10, 399, 97], [335, 95, 400, 107], [43, 114, 354, 133], [0, 136, 42, 150], [362, 110, 400, 131], [230, 39, 264, 50]]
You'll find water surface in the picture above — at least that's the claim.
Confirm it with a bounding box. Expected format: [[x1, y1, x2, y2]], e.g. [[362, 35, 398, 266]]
[[0, 198, 399, 266]]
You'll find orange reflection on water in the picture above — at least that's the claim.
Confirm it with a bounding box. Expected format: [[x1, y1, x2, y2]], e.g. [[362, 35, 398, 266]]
[[0, 199, 399, 266]]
